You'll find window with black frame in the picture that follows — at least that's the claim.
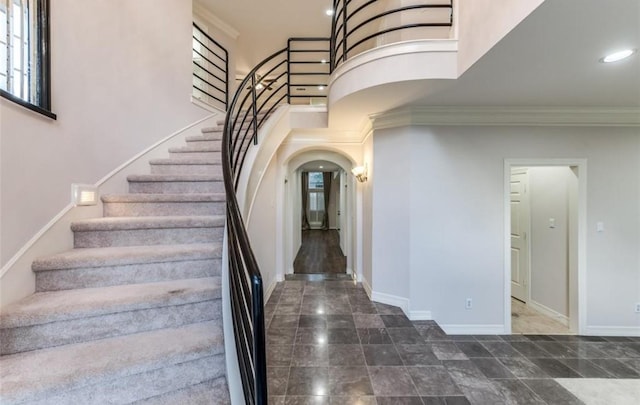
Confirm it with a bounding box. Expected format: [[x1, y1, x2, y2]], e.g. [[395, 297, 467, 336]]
[[0, 0, 54, 119]]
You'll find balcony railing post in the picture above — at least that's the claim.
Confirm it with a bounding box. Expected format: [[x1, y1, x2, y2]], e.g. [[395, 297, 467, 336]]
[[251, 74, 258, 145], [342, 0, 348, 63], [252, 277, 267, 404], [287, 38, 292, 104]]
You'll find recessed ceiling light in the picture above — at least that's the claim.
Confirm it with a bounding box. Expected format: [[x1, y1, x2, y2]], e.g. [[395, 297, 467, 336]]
[[320, 59, 327, 64], [319, 165, 324, 169], [600, 49, 636, 63], [318, 86, 325, 91], [325, 9, 334, 16]]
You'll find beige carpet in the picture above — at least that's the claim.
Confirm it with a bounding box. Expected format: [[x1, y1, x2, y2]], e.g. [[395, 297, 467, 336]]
[[556, 378, 640, 405], [511, 298, 571, 334]]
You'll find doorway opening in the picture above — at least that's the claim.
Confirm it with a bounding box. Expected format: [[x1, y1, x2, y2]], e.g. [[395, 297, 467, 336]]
[[294, 163, 347, 275], [505, 160, 586, 335]]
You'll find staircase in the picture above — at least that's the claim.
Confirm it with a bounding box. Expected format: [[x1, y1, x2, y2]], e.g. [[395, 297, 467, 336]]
[[0, 121, 231, 404]]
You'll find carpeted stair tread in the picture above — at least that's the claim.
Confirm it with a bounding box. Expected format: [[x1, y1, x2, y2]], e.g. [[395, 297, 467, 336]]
[[0, 321, 223, 404], [134, 378, 230, 405], [32, 244, 221, 271], [168, 145, 221, 153], [101, 193, 225, 203], [0, 277, 221, 328], [127, 174, 223, 182], [148, 157, 221, 165], [70, 215, 224, 231]]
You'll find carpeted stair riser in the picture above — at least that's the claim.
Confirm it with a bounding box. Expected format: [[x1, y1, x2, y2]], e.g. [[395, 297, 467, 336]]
[[149, 162, 222, 175], [134, 377, 230, 405], [1, 300, 220, 355], [103, 200, 225, 217], [35, 258, 221, 291], [0, 322, 223, 404], [127, 176, 224, 194], [168, 151, 218, 159], [11, 355, 226, 405]]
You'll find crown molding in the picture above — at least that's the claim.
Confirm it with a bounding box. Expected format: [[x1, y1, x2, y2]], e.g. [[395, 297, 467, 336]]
[[193, 2, 239, 39], [370, 106, 640, 129]]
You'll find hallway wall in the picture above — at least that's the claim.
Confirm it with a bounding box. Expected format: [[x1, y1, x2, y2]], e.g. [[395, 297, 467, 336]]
[[367, 124, 640, 334], [528, 166, 574, 319]]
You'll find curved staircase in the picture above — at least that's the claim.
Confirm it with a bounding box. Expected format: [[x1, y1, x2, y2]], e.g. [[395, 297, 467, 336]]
[[0, 121, 231, 404]]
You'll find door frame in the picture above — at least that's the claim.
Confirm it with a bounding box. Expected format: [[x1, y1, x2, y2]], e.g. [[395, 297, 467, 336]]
[[509, 167, 531, 304], [503, 159, 587, 335]]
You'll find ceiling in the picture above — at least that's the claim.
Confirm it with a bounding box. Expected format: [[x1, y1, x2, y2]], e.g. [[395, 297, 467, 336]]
[[299, 160, 341, 172], [197, 0, 639, 128], [197, 0, 333, 73]]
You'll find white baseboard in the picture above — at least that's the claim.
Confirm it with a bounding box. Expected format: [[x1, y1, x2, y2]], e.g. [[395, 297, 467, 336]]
[[264, 279, 278, 304], [409, 310, 433, 321], [440, 324, 507, 335], [371, 290, 409, 316], [529, 300, 569, 327], [362, 277, 372, 299], [583, 326, 640, 337]]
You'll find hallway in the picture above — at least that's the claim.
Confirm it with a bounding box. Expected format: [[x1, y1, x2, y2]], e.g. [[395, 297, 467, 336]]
[[293, 230, 346, 274], [265, 278, 640, 404]]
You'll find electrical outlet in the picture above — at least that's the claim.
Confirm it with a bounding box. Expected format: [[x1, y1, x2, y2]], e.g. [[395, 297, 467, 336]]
[[465, 298, 473, 310], [635, 303, 640, 313]]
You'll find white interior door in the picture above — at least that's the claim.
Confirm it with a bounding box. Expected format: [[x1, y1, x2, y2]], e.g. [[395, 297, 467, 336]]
[[510, 168, 530, 302]]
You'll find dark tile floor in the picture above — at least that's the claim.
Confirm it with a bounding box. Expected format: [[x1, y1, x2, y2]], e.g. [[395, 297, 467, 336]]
[[293, 230, 347, 274], [265, 279, 640, 405]]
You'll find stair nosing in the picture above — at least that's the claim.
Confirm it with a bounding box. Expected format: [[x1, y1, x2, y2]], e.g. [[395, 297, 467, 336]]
[[101, 193, 226, 203], [127, 174, 224, 182], [32, 244, 222, 271], [70, 215, 225, 231], [0, 278, 222, 328]]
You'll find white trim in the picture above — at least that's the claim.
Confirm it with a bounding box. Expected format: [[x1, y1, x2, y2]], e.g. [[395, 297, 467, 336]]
[[504, 159, 588, 335], [528, 300, 570, 327], [370, 107, 640, 129], [371, 290, 410, 316], [0, 114, 217, 280], [583, 326, 640, 337], [191, 96, 225, 114], [409, 310, 433, 321], [193, 2, 239, 39], [0, 203, 73, 278], [440, 324, 507, 335], [330, 39, 458, 88]]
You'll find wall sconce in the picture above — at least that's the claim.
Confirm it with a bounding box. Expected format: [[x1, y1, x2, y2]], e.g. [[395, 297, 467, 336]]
[[351, 164, 368, 183]]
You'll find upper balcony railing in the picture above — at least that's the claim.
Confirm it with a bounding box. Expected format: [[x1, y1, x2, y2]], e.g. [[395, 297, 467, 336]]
[[330, 0, 453, 71], [192, 23, 229, 111]]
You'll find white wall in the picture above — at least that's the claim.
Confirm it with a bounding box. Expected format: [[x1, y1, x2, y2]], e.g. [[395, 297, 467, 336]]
[[371, 127, 411, 304], [362, 133, 374, 291], [247, 159, 279, 299], [367, 124, 640, 333], [528, 166, 574, 317], [0, 0, 207, 270]]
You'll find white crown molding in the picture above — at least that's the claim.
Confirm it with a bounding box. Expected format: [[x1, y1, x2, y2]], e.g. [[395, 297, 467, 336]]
[[193, 2, 239, 39], [370, 106, 640, 129]]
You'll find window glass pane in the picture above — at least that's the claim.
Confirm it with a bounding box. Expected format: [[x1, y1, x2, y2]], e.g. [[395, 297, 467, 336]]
[[308, 172, 324, 189]]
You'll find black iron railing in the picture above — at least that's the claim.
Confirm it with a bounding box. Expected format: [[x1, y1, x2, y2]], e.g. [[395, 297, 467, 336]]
[[222, 37, 330, 405], [330, 0, 453, 71], [192, 23, 229, 110]]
